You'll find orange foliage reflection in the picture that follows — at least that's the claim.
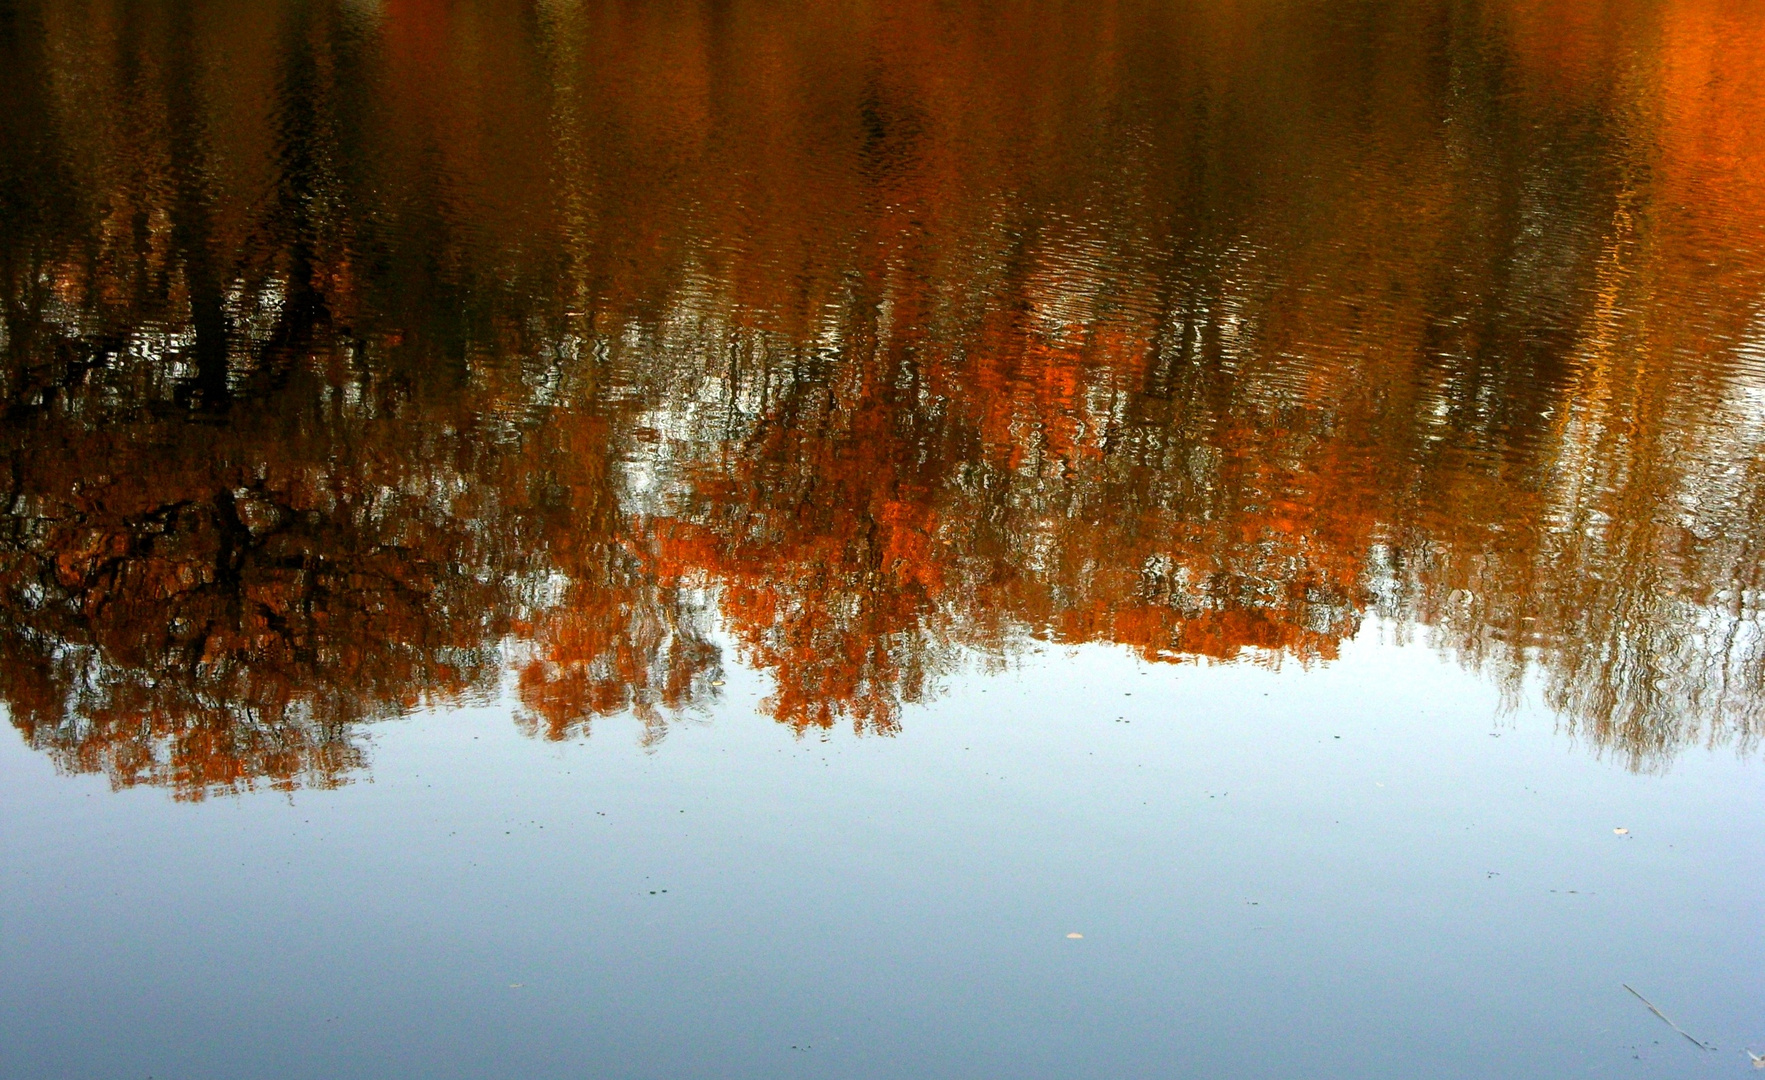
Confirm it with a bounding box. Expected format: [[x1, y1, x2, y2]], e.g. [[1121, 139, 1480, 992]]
[[2, 0, 1762, 793]]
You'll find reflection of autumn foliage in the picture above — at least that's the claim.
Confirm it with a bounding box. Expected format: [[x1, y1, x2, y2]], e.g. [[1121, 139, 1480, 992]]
[[512, 519, 723, 746], [2, 0, 1763, 790], [1, 341, 531, 796]]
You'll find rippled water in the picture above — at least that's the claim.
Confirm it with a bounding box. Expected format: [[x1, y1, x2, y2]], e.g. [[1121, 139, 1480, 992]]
[[2, 0, 1763, 1076]]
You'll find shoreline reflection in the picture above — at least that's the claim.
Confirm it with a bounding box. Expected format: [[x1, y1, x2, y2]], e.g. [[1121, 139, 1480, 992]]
[[2, 0, 1762, 795]]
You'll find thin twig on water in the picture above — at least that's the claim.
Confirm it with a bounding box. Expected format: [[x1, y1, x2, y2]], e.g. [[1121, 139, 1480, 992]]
[[1623, 984, 1714, 1051]]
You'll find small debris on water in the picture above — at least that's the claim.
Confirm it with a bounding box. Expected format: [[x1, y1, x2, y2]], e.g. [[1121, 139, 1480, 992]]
[[1624, 984, 1715, 1051], [1066, 933, 1083, 939]]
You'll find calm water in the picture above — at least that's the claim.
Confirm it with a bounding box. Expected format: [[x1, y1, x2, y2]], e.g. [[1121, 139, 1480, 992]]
[[2, 0, 1764, 1076]]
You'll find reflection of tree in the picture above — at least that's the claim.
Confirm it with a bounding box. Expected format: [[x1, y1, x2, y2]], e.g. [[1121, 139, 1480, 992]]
[[1, 0, 1762, 790]]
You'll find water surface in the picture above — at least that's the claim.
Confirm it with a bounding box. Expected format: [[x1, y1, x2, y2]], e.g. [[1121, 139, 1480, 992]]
[[1, 0, 1763, 1075]]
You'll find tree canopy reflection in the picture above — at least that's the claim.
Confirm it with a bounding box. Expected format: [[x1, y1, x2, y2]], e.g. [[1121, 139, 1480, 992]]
[[2, 0, 1762, 794]]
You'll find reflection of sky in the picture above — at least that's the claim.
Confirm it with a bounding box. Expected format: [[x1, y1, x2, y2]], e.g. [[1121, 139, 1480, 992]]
[[4, 630, 1759, 1079]]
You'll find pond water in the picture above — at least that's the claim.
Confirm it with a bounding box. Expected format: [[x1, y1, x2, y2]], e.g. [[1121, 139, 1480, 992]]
[[1, 0, 1763, 1077]]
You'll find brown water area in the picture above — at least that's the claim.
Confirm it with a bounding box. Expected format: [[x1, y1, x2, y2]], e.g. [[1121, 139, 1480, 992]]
[[3, 0, 1763, 798]]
